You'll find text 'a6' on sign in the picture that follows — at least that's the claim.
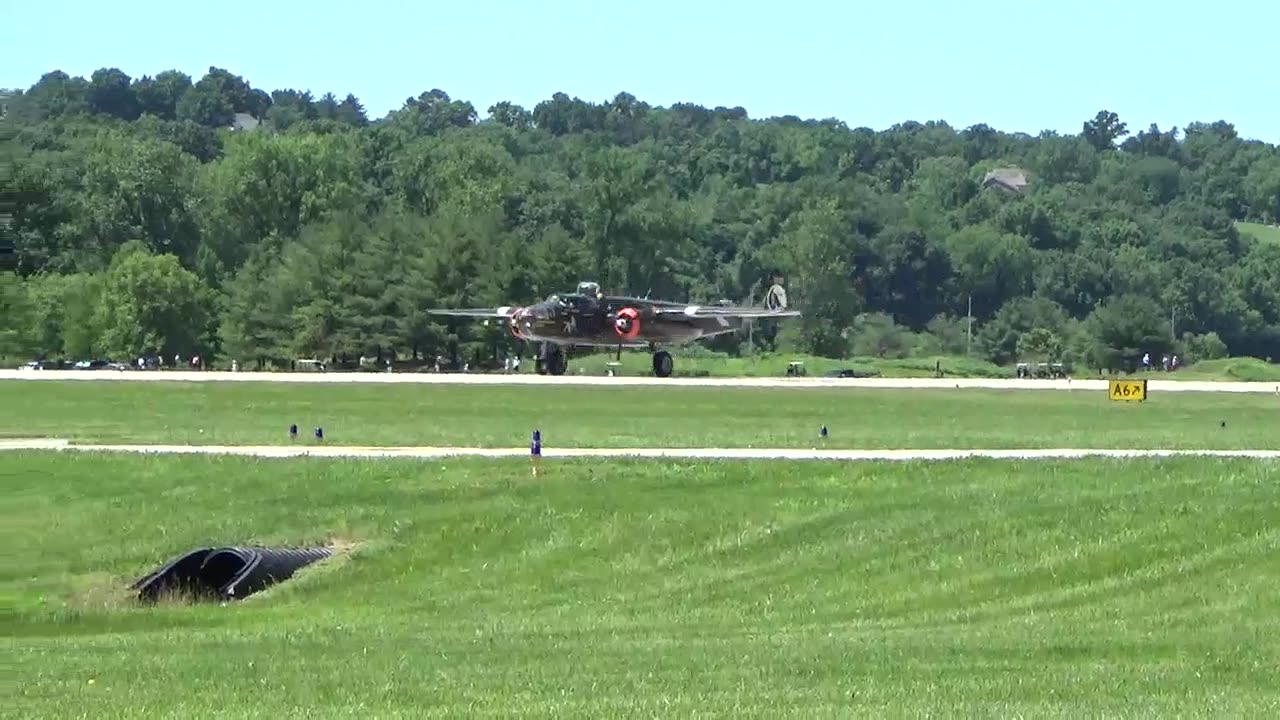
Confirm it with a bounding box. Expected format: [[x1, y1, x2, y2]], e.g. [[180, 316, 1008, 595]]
[[1108, 378, 1148, 402]]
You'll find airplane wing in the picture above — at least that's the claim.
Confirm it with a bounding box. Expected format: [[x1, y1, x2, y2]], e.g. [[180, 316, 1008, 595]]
[[651, 305, 801, 318], [426, 306, 521, 318], [646, 283, 800, 318]]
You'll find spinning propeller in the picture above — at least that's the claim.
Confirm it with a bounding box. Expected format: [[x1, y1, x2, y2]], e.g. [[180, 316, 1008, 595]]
[[614, 307, 641, 339]]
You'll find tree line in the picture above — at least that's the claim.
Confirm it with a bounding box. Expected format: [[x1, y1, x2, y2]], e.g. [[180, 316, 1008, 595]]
[[2, 65, 1279, 372]]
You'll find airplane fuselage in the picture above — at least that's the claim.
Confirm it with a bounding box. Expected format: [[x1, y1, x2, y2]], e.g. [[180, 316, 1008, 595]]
[[507, 293, 746, 349]]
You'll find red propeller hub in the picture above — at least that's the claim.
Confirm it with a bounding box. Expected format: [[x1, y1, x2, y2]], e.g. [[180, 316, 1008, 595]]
[[614, 307, 640, 339]]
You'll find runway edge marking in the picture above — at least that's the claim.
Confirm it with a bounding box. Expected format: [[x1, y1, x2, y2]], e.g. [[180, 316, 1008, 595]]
[[2, 370, 1280, 393], [2, 439, 1279, 461]]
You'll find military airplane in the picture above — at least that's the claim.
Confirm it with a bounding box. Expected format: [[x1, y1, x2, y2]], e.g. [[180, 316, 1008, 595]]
[[427, 279, 800, 377]]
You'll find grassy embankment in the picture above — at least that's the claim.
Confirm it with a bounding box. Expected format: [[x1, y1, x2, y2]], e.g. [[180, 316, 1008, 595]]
[[1165, 357, 1280, 382], [5, 451, 1279, 716], [1237, 220, 1280, 245], [2, 379, 1279, 449]]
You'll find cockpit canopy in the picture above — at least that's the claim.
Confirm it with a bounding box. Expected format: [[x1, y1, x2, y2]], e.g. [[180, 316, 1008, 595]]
[[529, 282, 604, 317], [544, 282, 601, 304]]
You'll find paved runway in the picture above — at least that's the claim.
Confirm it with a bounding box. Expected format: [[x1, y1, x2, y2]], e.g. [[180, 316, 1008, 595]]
[[3, 438, 1279, 461], [2, 369, 1279, 393]]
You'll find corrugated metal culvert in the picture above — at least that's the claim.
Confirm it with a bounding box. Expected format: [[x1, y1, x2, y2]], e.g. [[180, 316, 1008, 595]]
[[132, 546, 333, 602]]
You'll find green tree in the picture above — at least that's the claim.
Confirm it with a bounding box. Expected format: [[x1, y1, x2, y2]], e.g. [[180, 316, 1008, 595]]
[[1082, 110, 1129, 151], [21, 273, 75, 357], [196, 130, 368, 277], [217, 245, 290, 364], [0, 272, 34, 359], [61, 272, 106, 358], [87, 67, 139, 121], [1244, 155, 1280, 223], [74, 128, 202, 264], [1015, 327, 1064, 362], [133, 70, 192, 121], [772, 198, 864, 358], [92, 242, 214, 359], [7, 66, 1280, 367], [1083, 294, 1171, 371]]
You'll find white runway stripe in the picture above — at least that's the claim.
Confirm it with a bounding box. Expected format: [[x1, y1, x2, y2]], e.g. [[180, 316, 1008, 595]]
[[2, 439, 1279, 460], [3, 369, 1280, 393]]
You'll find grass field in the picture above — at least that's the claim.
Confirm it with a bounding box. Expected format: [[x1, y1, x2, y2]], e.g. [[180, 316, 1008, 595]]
[[5, 451, 1279, 716], [1238, 220, 1280, 245], [2, 379, 1279, 450]]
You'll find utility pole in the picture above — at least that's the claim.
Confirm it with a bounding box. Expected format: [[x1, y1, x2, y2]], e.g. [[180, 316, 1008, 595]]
[[966, 294, 973, 356]]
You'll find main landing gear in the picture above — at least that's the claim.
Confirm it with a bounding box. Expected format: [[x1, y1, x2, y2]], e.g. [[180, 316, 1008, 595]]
[[535, 344, 567, 376], [637, 341, 674, 378], [535, 344, 674, 378], [651, 350, 673, 378]]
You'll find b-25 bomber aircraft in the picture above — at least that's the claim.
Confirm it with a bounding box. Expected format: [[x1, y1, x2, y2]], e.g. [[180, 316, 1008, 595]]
[[427, 279, 800, 377]]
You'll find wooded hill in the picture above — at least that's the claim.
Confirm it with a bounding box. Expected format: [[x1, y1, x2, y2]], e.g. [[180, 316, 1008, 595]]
[[2, 66, 1279, 371]]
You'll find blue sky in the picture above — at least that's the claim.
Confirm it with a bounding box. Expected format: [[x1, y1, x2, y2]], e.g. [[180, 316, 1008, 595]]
[[5, 0, 1277, 141]]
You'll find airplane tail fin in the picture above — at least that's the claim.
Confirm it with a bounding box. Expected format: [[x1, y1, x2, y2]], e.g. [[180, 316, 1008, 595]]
[[761, 281, 788, 312]]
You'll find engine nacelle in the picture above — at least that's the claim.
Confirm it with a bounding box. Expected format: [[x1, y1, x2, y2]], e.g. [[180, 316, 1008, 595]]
[[614, 307, 640, 339], [509, 307, 525, 339]]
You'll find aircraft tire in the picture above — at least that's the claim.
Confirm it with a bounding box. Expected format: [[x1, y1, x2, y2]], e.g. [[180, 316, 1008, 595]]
[[547, 347, 568, 376], [652, 350, 673, 378]]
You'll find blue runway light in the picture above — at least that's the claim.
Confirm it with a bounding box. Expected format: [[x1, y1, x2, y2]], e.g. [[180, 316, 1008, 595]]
[[315, 426, 324, 441], [820, 424, 828, 438], [531, 429, 542, 476]]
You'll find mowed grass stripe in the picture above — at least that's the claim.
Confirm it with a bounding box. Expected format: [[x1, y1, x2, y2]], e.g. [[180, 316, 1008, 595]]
[[1, 380, 1278, 449], [5, 452, 1280, 715]]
